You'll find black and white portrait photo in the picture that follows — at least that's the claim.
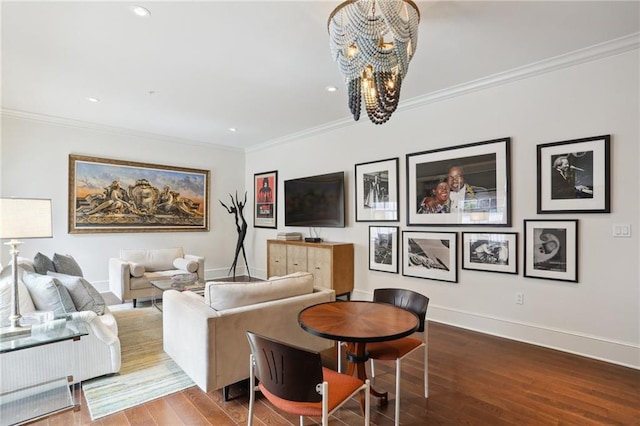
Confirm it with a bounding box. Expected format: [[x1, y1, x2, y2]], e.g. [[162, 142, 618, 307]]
[[533, 227, 567, 272], [355, 158, 399, 222], [550, 151, 594, 200]]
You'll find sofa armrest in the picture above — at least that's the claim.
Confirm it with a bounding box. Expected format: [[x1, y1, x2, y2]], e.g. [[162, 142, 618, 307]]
[[185, 254, 205, 282], [108, 258, 131, 302], [163, 289, 218, 392]]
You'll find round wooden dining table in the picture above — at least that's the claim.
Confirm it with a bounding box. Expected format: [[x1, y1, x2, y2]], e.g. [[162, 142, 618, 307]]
[[298, 300, 419, 404]]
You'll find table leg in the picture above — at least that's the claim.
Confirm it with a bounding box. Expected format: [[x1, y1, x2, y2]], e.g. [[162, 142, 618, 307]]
[[344, 342, 388, 406]]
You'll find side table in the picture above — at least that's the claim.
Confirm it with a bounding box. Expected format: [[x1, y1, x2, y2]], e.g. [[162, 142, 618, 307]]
[[0, 319, 88, 426], [150, 279, 205, 311]]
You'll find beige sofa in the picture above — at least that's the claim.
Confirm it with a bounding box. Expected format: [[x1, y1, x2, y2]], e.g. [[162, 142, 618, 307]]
[[162, 272, 335, 398], [109, 247, 205, 307]]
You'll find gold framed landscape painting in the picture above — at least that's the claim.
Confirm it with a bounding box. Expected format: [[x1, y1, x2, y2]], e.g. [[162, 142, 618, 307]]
[[69, 155, 210, 233]]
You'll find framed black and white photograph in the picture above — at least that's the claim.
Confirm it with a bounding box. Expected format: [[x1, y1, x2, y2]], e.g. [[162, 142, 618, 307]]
[[369, 226, 399, 273], [355, 157, 399, 222], [537, 135, 610, 213], [462, 232, 518, 274], [524, 220, 578, 283], [406, 138, 511, 226], [254, 170, 277, 228], [402, 231, 457, 283]]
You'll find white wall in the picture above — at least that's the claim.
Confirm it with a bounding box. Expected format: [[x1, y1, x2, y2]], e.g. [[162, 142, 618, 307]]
[[1, 47, 638, 369], [0, 117, 247, 288], [246, 50, 640, 368]]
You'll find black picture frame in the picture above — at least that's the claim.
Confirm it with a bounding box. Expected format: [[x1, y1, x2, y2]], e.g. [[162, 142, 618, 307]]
[[369, 226, 399, 273], [402, 231, 457, 283], [355, 157, 399, 222], [537, 135, 610, 213], [253, 170, 277, 228], [524, 219, 578, 283], [462, 232, 518, 274], [406, 138, 511, 226]]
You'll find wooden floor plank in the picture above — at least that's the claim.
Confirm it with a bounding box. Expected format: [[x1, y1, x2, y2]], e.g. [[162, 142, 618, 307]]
[[34, 321, 639, 425]]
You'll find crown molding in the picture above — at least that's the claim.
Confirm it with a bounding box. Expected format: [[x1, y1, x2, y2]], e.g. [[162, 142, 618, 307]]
[[249, 32, 639, 152], [3, 33, 638, 154], [0, 109, 244, 153]]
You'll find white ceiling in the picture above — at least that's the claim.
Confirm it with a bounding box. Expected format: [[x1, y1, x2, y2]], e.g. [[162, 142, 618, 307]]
[[2, 1, 639, 150]]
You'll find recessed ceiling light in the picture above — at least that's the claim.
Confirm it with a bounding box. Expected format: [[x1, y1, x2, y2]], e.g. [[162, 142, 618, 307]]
[[229, 128, 238, 133], [326, 86, 338, 92], [132, 6, 151, 17], [86, 97, 100, 103]]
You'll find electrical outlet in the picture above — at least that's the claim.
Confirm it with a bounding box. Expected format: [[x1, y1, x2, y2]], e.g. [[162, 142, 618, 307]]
[[515, 292, 524, 305]]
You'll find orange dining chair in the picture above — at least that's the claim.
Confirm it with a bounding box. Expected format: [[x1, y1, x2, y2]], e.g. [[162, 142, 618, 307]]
[[367, 288, 429, 426], [246, 331, 370, 426]]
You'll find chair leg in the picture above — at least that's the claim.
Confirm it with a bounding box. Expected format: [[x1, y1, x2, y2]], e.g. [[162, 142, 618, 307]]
[[395, 358, 401, 426], [365, 379, 371, 426], [370, 358, 376, 378], [133, 298, 137, 308], [337, 341, 342, 373], [424, 342, 429, 398], [248, 355, 255, 426]]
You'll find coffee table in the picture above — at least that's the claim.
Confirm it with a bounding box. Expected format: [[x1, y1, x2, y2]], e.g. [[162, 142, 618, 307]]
[[150, 279, 204, 311]]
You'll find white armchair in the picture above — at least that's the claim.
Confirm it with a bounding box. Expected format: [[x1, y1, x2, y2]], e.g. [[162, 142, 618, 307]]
[[108, 247, 205, 307]]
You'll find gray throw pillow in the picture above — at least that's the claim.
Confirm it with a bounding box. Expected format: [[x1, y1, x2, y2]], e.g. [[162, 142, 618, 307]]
[[47, 271, 106, 315], [52, 253, 84, 277], [33, 252, 56, 275], [22, 271, 77, 316]]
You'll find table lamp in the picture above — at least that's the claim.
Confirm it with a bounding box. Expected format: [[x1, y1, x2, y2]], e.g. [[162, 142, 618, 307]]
[[0, 198, 53, 337]]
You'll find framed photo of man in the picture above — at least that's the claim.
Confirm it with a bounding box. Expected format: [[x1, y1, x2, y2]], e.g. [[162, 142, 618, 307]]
[[355, 157, 399, 222], [537, 135, 610, 213], [254, 170, 277, 228], [369, 226, 399, 273], [406, 138, 511, 226], [524, 219, 578, 283]]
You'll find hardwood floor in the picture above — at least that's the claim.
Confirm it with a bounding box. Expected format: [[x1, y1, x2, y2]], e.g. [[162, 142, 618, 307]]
[[33, 322, 639, 425]]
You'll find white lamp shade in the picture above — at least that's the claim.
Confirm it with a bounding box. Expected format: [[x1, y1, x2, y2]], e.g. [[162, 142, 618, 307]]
[[0, 198, 53, 239]]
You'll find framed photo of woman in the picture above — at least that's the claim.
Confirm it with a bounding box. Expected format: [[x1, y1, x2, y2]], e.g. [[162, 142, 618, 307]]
[[406, 138, 511, 226]]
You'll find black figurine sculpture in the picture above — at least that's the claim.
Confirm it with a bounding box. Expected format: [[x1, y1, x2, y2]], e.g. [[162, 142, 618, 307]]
[[219, 191, 250, 279]]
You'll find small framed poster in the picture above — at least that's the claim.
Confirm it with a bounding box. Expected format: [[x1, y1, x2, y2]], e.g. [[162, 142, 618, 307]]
[[369, 226, 399, 273], [254, 170, 277, 228], [524, 219, 578, 282], [462, 232, 518, 274], [402, 231, 457, 283]]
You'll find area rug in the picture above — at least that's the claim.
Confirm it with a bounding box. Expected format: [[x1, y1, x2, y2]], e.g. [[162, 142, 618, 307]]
[[82, 304, 195, 420]]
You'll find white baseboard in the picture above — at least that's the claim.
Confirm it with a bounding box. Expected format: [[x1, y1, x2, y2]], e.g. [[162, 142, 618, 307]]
[[350, 289, 639, 370]]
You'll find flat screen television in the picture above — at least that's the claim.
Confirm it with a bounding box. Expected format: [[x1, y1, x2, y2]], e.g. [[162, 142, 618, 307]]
[[284, 171, 345, 227]]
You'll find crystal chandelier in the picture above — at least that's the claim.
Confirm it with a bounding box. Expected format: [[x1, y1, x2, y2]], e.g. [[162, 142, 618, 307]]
[[328, 0, 420, 124]]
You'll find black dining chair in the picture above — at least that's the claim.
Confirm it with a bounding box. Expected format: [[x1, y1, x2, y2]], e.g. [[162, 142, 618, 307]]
[[366, 288, 430, 426], [246, 331, 370, 426]]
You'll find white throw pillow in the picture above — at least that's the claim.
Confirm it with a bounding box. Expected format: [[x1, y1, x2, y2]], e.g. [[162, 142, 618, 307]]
[[47, 271, 106, 315], [22, 271, 77, 316], [129, 262, 145, 277], [173, 258, 198, 273], [0, 265, 37, 324]]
